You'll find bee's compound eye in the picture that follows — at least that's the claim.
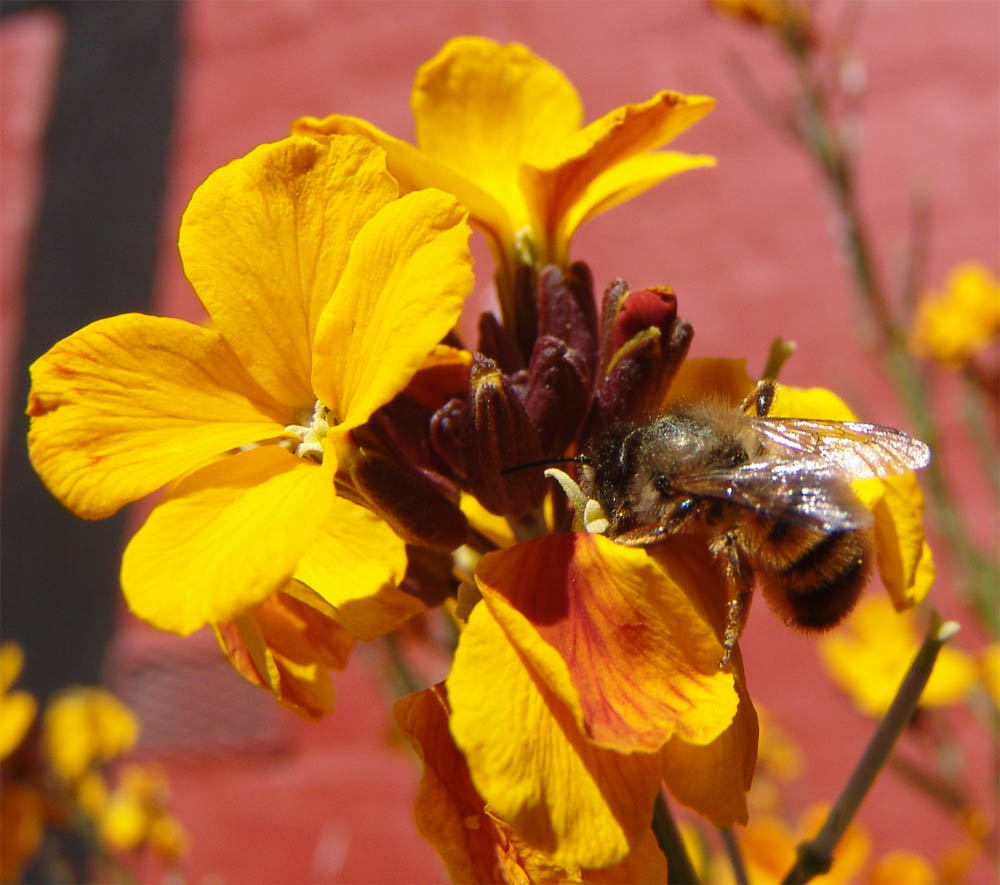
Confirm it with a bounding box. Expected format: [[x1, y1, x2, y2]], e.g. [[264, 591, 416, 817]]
[[654, 473, 671, 496]]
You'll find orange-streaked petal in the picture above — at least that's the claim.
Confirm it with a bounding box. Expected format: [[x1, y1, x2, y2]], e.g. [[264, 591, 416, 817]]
[[476, 533, 738, 752], [121, 447, 333, 635], [291, 115, 511, 251], [874, 472, 935, 608], [292, 498, 416, 640], [311, 189, 473, 432], [446, 601, 663, 870], [179, 135, 398, 407], [524, 91, 714, 252], [413, 36, 581, 226], [27, 314, 289, 519], [216, 589, 355, 718]]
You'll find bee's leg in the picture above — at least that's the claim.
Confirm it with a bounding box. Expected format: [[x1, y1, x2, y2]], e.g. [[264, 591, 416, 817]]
[[709, 530, 753, 667], [739, 378, 777, 417]]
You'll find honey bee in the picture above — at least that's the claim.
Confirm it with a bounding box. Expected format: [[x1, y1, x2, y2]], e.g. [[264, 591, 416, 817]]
[[580, 379, 931, 666]]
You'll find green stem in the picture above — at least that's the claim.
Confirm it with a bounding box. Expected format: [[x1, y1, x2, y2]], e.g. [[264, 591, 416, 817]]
[[652, 791, 700, 884], [781, 613, 960, 884]]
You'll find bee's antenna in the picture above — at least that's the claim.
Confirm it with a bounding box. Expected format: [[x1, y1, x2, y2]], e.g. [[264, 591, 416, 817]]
[[502, 455, 591, 475]]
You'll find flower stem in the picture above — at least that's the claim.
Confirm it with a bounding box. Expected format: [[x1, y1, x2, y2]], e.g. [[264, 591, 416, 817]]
[[652, 791, 699, 884], [720, 827, 749, 885], [781, 612, 960, 884]]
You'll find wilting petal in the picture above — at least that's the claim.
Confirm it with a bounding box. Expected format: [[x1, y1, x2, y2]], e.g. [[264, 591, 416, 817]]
[[27, 315, 289, 519], [476, 533, 738, 752], [216, 589, 354, 718], [311, 189, 473, 432], [292, 114, 510, 250], [293, 498, 416, 640], [397, 685, 667, 884], [179, 136, 398, 407], [447, 602, 663, 869], [395, 685, 527, 884], [874, 472, 935, 607], [413, 37, 581, 223], [524, 91, 715, 255], [121, 447, 334, 635]]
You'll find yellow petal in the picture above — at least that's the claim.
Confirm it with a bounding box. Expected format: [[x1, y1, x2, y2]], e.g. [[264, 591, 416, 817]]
[[446, 602, 663, 870], [665, 357, 755, 406], [558, 151, 717, 252], [311, 188, 473, 431], [413, 36, 582, 231], [476, 534, 738, 752], [660, 656, 758, 827], [27, 314, 289, 518], [292, 115, 510, 252], [293, 499, 416, 640], [524, 91, 715, 255], [867, 851, 937, 885], [874, 472, 935, 607], [0, 643, 25, 693], [179, 135, 398, 407], [121, 447, 334, 635]]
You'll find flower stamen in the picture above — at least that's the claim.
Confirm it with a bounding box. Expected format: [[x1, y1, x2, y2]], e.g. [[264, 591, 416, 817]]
[[284, 401, 332, 462]]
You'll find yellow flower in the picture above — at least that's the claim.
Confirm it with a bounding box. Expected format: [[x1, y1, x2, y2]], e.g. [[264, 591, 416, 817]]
[[97, 763, 188, 862], [294, 37, 715, 316], [909, 262, 1000, 368], [42, 687, 138, 782], [979, 641, 1000, 708], [867, 851, 937, 885], [820, 596, 977, 717], [0, 643, 36, 761], [27, 135, 473, 638]]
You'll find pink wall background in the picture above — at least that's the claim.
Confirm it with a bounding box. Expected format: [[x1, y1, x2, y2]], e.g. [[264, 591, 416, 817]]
[[2, 2, 997, 881]]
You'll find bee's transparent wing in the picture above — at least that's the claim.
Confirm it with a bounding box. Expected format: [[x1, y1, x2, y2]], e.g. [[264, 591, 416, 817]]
[[748, 418, 931, 478], [675, 459, 873, 531]]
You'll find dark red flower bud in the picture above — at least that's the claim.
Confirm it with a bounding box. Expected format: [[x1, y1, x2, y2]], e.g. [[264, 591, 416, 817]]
[[477, 311, 524, 374], [462, 353, 546, 516], [524, 335, 591, 456], [610, 285, 678, 357], [348, 451, 468, 552], [536, 262, 598, 372], [429, 396, 467, 480]]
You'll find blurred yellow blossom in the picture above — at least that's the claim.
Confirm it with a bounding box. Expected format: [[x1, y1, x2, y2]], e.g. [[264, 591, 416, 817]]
[[909, 263, 1000, 368], [820, 596, 977, 716], [867, 850, 937, 885], [0, 644, 36, 760], [42, 687, 138, 782], [978, 641, 1000, 708]]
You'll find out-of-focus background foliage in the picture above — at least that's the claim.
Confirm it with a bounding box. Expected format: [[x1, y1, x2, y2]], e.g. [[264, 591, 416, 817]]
[[1, 2, 996, 881]]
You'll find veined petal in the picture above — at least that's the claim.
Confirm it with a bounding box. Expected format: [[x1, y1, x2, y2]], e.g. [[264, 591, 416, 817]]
[[27, 314, 289, 519], [557, 151, 717, 257], [311, 189, 473, 431], [121, 447, 334, 635], [412, 36, 582, 230], [523, 91, 714, 252], [476, 533, 738, 752], [874, 473, 935, 608], [447, 602, 663, 870], [293, 498, 417, 640], [179, 136, 398, 407], [292, 115, 511, 251]]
